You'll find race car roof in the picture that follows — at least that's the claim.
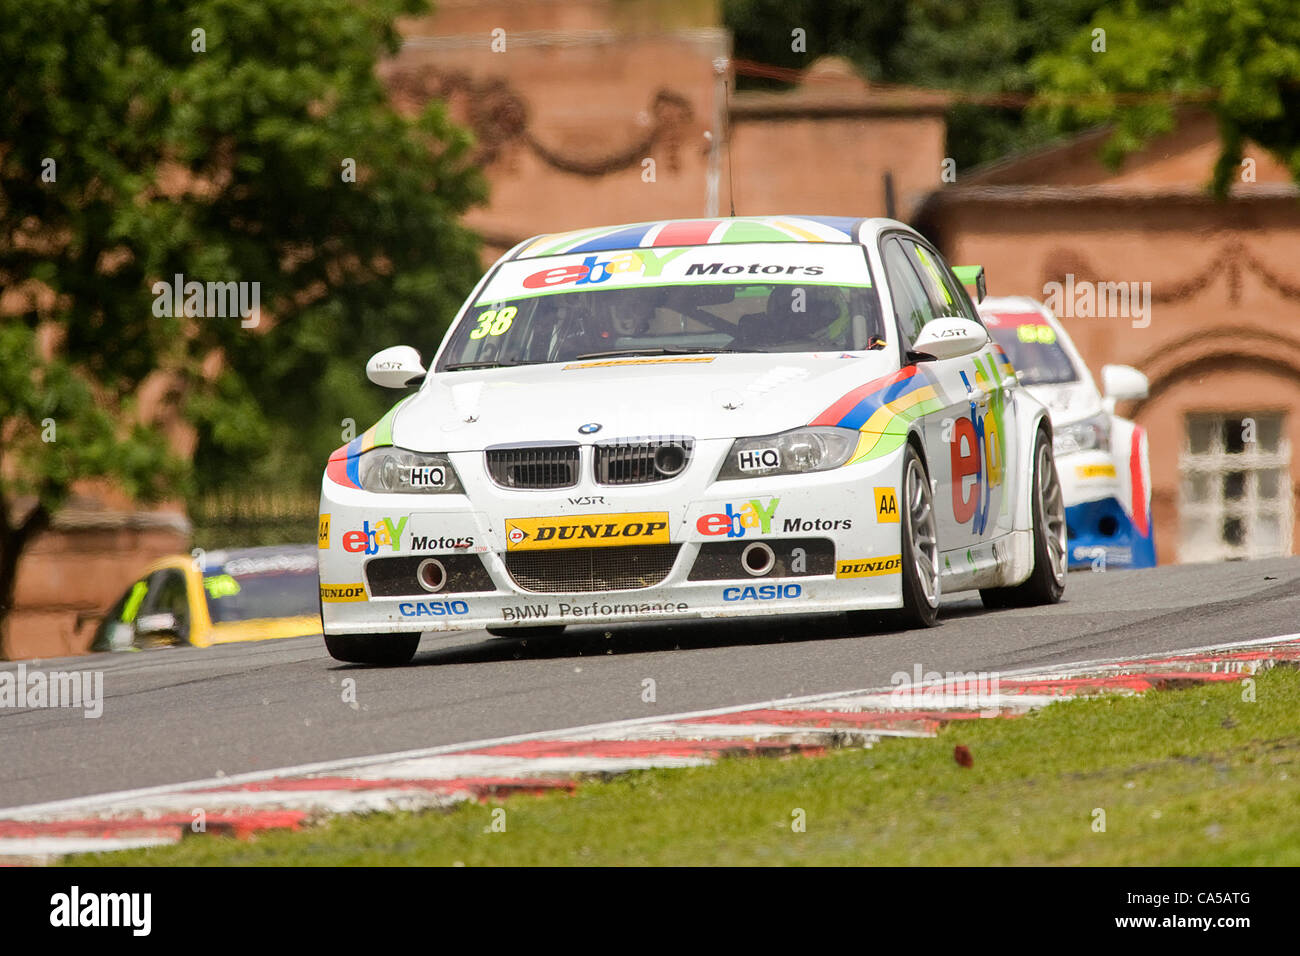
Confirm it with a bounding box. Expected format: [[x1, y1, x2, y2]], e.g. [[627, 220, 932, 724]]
[[202, 543, 317, 577], [510, 216, 867, 260]]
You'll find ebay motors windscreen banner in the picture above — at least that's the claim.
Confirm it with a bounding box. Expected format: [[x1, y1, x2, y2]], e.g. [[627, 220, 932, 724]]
[[476, 243, 874, 304]]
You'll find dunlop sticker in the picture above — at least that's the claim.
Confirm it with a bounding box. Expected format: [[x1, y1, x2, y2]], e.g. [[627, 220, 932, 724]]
[[320, 582, 367, 603], [505, 512, 670, 551], [1075, 464, 1117, 479], [836, 555, 902, 578]]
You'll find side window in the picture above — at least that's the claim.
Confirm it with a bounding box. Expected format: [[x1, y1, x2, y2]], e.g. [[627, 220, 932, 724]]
[[928, 245, 985, 325], [140, 569, 191, 643], [903, 240, 965, 320], [881, 238, 937, 347], [91, 579, 148, 652]]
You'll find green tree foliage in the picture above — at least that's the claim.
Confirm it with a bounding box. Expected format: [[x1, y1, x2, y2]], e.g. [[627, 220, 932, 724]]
[[723, 0, 1109, 169], [726, 0, 910, 87], [1033, 0, 1300, 195], [0, 0, 484, 636]]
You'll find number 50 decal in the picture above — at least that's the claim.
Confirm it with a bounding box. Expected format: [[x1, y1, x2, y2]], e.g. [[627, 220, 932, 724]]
[[469, 306, 517, 339]]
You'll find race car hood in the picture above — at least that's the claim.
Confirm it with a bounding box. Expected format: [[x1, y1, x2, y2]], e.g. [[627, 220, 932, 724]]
[[389, 352, 898, 450], [1024, 380, 1104, 427]]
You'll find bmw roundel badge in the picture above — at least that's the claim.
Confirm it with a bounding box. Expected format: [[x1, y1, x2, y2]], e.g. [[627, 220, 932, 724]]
[[578, 422, 602, 435]]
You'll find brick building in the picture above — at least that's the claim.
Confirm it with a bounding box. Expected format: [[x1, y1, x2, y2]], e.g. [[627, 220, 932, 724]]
[[916, 110, 1300, 566]]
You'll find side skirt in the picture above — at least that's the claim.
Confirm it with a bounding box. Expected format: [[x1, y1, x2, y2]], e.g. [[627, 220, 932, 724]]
[[939, 529, 1033, 592]]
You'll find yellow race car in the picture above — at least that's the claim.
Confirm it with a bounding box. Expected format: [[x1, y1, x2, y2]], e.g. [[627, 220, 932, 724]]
[[91, 544, 321, 651]]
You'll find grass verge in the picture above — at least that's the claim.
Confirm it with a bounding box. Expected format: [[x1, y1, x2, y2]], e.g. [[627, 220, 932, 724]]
[[68, 667, 1300, 865]]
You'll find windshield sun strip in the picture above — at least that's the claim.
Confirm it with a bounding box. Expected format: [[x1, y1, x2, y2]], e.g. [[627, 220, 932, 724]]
[[470, 277, 875, 309]]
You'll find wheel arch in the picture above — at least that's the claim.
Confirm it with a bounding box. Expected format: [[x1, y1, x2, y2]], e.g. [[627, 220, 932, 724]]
[[1010, 395, 1053, 535], [893, 425, 941, 623], [905, 426, 930, 477]]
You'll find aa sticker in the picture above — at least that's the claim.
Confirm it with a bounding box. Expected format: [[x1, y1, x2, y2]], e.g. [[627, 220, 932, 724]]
[[874, 487, 899, 523], [320, 583, 367, 603], [318, 514, 330, 549], [836, 556, 902, 578]]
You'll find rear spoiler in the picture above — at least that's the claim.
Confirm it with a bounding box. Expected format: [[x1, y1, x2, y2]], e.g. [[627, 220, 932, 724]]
[[952, 265, 986, 303]]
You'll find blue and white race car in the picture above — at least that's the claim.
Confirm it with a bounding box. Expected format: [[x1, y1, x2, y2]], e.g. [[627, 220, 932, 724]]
[[978, 296, 1155, 570], [317, 216, 1066, 665]]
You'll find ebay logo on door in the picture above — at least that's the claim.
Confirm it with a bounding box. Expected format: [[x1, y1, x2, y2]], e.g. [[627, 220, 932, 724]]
[[950, 365, 1005, 535]]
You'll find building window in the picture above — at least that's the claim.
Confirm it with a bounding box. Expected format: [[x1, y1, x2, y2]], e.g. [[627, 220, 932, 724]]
[[1179, 412, 1292, 562]]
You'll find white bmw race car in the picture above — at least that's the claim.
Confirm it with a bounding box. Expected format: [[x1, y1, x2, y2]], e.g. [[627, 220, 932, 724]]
[[977, 297, 1155, 570], [317, 216, 1066, 665]]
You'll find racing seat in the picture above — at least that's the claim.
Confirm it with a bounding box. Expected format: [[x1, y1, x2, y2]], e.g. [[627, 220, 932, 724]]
[[734, 311, 778, 349], [735, 288, 845, 350]]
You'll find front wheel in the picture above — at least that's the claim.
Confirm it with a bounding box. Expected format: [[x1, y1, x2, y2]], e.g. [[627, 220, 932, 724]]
[[980, 427, 1066, 609], [848, 443, 940, 631], [324, 632, 420, 665]]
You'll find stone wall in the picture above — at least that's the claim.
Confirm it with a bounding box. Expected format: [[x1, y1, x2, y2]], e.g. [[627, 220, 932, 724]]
[[5, 510, 189, 659]]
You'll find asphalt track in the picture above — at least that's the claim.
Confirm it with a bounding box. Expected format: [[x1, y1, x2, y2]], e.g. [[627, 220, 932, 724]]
[[3, 557, 1299, 809]]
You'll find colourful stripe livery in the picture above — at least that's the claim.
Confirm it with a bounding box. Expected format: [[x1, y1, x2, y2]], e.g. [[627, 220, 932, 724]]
[[325, 400, 408, 489], [811, 367, 944, 464], [514, 216, 863, 260], [992, 343, 1015, 378]]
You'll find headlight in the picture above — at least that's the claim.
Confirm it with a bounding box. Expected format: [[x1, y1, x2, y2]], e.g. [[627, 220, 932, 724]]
[[1053, 413, 1111, 457], [717, 427, 858, 480], [357, 447, 463, 494]]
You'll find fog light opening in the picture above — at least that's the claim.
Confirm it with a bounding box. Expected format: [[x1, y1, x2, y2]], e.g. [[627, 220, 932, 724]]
[[741, 542, 776, 577], [417, 558, 447, 593], [653, 443, 688, 478]]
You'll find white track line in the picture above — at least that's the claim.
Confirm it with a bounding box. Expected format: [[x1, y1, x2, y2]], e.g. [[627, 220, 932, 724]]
[[553, 722, 898, 741], [0, 836, 179, 857]]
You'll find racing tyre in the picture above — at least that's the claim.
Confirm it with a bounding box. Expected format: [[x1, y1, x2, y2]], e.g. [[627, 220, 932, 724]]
[[849, 443, 940, 631], [324, 632, 420, 665], [980, 427, 1066, 609], [486, 625, 566, 638]]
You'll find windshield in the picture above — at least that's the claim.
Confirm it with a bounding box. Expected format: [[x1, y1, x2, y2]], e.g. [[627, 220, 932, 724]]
[[202, 550, 319, 624], [437, 243, 884, 370], [982, 311, 1079, 385]]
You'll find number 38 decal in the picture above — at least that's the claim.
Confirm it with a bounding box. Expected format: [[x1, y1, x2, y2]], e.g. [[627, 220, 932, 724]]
[[469, 306, 517, 340]]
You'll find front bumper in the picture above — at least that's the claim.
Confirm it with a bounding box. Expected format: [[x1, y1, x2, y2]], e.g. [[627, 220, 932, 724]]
[[1058, 449, 1154, 569], [1065, 497, 1156, 570], [317, 439, 909, 636]]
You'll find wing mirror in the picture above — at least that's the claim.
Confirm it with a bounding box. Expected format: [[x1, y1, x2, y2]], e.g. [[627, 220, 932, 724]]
[[909, 317, 990, 362], [366, 346, 427, 389], [952, 265, 986, 303], [1100, 364, 1149, 402], [105, 621, 135, 651]]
